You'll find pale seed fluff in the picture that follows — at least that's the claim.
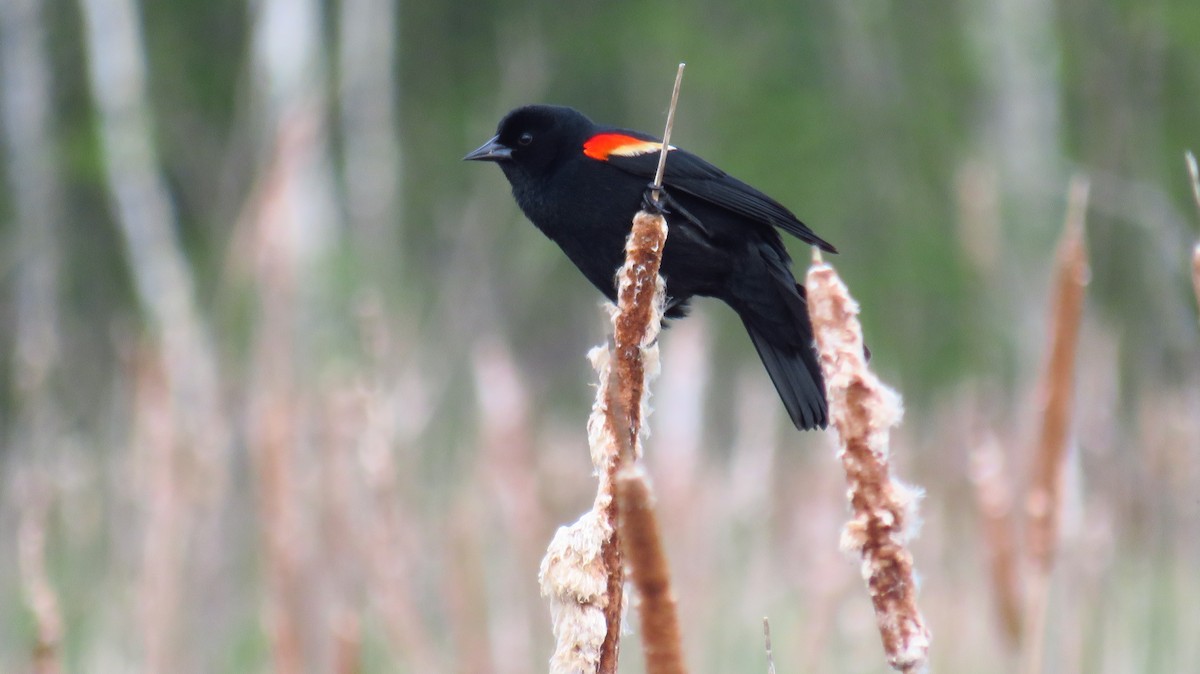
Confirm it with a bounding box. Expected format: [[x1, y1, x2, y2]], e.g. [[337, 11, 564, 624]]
[[539, 510, 611, 674]]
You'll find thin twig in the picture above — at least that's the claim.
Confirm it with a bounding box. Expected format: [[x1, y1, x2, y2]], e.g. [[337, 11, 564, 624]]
[[650, 63, 686, 201]]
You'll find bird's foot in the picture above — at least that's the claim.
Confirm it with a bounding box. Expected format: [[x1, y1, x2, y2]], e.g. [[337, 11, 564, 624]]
[[642, 183, 668, 215]]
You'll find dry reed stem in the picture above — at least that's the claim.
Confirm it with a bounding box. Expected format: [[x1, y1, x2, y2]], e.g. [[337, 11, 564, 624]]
[[648, 63, 686, 203], [1021, 176, 1090, 674], [16, 476, 63, 674], [805, 250, 930, 673], [969, 434, 1023, 648], [616, 464, 686, 674]]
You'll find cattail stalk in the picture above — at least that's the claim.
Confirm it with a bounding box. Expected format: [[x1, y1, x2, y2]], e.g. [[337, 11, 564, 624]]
[[610, 209, 689, 674], [616, 463, 686, 674], [1021, 176, 1090, 674], [805, 250, 930, 673]]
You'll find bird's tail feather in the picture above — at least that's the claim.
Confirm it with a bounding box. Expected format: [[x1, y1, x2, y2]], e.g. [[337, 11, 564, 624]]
[[739, 314, 828, 430]]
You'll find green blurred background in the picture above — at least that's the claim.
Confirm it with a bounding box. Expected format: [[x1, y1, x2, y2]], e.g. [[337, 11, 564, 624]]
[[2, 0, 1198, 671]]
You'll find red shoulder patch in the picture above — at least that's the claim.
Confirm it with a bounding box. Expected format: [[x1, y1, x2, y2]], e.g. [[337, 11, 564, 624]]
[[582, 133, 668, 161]]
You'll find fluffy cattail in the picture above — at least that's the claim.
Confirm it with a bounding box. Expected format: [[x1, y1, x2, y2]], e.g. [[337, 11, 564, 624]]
[[608, 209, 689, 674], [540, 504, 619, 674], [805, 250, 930, 673], [539, 209, 669, 674]]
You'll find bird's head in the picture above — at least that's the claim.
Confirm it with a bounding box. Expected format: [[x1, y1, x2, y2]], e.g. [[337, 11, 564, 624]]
[[464, 105, 594, 180]]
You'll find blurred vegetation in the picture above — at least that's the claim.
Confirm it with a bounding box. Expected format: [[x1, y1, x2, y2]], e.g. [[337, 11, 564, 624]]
[[6, 0, 1198, 419], [1, 0, 1198, 671]]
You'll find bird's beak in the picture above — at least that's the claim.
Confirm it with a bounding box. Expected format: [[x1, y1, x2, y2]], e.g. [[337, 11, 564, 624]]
[[463, 135, 513, 162]]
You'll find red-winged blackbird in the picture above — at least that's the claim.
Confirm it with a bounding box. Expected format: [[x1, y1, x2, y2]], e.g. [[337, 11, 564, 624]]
[[465, 105, 836, 430]]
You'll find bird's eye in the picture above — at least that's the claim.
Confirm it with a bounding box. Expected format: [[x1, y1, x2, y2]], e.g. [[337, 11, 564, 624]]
[[518, 132, 534, 146]]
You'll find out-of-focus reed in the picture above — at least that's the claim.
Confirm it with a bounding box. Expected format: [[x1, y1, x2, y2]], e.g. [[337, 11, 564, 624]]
[[1021, 177, 1089, 674]]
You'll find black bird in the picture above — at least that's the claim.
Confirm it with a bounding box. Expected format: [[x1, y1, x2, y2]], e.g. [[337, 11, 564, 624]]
[[465, 105, 835, 430]]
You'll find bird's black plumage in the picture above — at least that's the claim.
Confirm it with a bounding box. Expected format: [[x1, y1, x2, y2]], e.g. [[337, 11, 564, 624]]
[[465, 104, 834, 430]]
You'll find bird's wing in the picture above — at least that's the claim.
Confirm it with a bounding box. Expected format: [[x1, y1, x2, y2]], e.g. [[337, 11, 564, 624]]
[[585, 130, 837, 253]]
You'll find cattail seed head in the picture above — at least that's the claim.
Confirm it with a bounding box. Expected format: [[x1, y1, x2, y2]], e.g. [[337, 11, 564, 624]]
[[806, 251, 931, 673]]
